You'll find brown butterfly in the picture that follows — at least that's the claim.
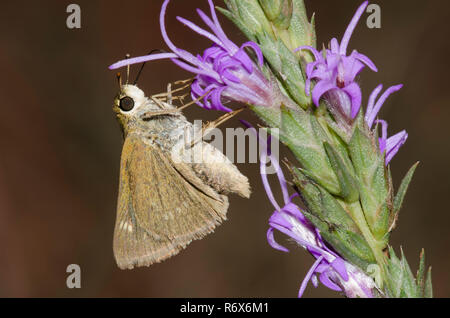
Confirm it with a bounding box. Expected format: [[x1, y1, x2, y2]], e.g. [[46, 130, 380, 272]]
[[112, 79, 250, 269]]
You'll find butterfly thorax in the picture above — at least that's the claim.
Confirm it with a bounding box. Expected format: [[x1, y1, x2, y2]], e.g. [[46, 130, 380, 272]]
[[113, 84, 190, 152]]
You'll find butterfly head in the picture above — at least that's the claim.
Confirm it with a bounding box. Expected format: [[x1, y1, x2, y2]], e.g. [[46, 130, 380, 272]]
[[114, 84, 146, 113], [113, 83, 162, 137]]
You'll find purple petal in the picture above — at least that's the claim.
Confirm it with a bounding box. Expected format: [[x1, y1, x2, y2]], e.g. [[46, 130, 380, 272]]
[[176, 16, 222, 47], [269, 223, 299, 244], [159, 1, 216, 72], [190, 92, 207, 108], [202, 45, 222, 61], [330, 258, 349, 281], [342, 82, 362, 118], [273, 222, 331, 259], [375, 119, 388, 153], [330, 38, 340, 54], [319, 271, 342, 291], [269, 211, 293, 230], [340, 1, 369, 55], [213, 51, 230, 68], [310, 66, 332, 82], [232, 52, 253, 74], [221, 69, 241, 83], [299, 256, 324, 297], [267, 228, 290, 253], [196, 8, 220, 33], [311, 275, 319, 288], [242, 42, 264, 66], [260, 150, 282, 211], [311, 80, 337, 106], [325, 52, 340, 70], [190, 80, 203, 96], [159, 1, 192, 62], [206, 0, 231, 47], [340, 56, 365, 84], [352, 50, 378, 72], [210, 86, 228, 110], [239, 42, 264, 67], [281, 202, 305, 222], [195, 8, 235, 52], [258, 133, 290, 206], [190, 81, 209, 104], [365, 84, 403, 128], [295, 45, 322, 61], [385, 130, 408, 165], [272, 158, 290, 205], [306, 60, 321, 78], [365, 84, 384, 127], [216, 56, 241, 74], [108, 52, 178, 70], [171, 58, 219, 80]]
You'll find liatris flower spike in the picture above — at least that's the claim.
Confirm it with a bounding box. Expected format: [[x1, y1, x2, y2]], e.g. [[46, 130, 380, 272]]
[[109, 0, 278, 112], [253, 126, 377, 298], [296, 1, 377, 121], [220, 0, 432, 297]]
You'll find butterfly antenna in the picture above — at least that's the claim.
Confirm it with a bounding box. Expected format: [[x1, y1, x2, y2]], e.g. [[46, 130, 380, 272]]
[[133, 49, 166, 85], [116, 72, 122, 91], [125, 54, 131, 85]]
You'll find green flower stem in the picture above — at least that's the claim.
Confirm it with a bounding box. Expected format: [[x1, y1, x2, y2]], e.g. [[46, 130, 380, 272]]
[[344, 201, 387, 281]]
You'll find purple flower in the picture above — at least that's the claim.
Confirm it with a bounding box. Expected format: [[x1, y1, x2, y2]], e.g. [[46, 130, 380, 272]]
[[296, 1, 377, 120], [246, 121, 376, 298], [365, 84, 408, 165], [109, 0, 275, 112]]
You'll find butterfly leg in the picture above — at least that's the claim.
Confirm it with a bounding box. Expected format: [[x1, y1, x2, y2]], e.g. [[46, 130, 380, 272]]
[[154, 87, 213, 114], [187, 108, 245, 148], [167, 81, 190, 107], [142, 89, 214, 120], [151, 78, 194, 100], [167, 83, 173, 105], [140, 96, 180, 120]]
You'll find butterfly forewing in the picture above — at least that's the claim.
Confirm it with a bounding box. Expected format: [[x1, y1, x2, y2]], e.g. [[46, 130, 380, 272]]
[[113, 134, 229, 269]]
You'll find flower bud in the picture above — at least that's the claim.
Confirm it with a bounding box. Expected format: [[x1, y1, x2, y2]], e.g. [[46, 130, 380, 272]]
[[258, 0, 293, 29], [232, 0, 273, 37]]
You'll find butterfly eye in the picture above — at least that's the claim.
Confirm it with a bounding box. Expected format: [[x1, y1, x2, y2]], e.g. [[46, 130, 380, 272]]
[[119, 96, 135, 112]]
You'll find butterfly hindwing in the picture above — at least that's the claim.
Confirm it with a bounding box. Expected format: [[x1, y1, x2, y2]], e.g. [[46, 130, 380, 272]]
[[113, 134, 228, 269]]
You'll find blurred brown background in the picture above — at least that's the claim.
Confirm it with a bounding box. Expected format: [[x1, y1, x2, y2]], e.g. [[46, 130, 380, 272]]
[[0, 0, 448, 297]]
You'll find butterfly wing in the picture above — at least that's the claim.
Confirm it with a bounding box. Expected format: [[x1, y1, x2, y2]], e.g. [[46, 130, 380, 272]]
[[113, 134, 228, 269]]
